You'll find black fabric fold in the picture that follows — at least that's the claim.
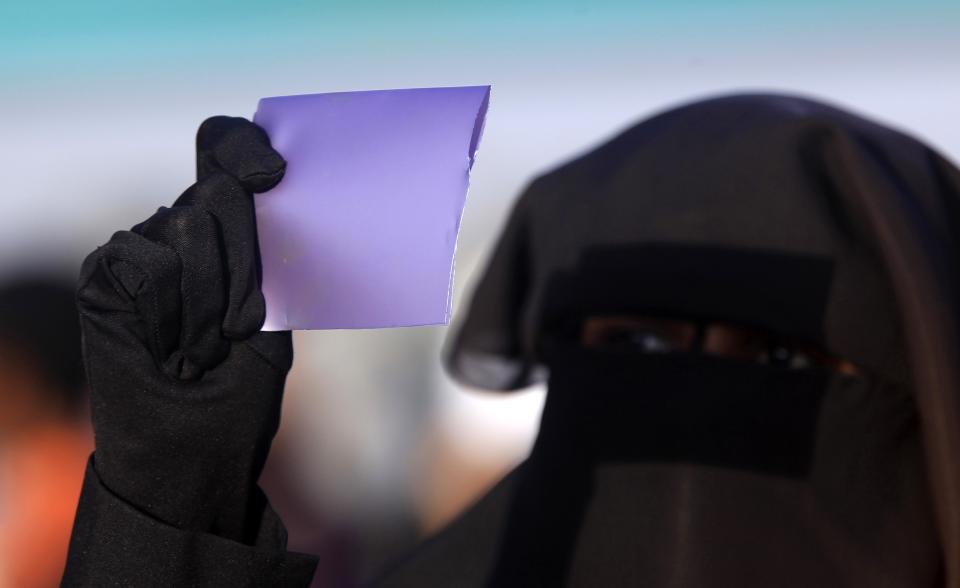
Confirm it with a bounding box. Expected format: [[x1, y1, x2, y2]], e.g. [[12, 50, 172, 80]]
[[62, 457, 318, 587]]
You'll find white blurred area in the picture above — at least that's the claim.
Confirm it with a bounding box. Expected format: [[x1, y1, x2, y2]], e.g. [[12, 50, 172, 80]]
[[3, 4, 959, 570]]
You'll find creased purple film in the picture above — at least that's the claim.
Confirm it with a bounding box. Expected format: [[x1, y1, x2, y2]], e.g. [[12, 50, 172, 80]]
[[253, 85, 490, 330]]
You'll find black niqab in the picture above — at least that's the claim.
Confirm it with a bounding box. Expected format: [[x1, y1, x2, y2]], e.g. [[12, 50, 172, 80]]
[[422, 93, 960, 586]]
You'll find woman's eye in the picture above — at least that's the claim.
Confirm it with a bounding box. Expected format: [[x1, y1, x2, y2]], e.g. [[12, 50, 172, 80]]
[[760, 346, 812, 370], [788, 353, 812, 370], [605, 329, 675, 353]]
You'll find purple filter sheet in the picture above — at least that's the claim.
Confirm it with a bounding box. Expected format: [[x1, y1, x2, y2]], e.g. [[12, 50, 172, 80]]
[[253, 85, 490, 330]]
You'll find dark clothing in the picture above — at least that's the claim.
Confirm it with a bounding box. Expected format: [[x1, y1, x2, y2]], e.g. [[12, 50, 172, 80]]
[[65, 363, 941, 587], [62, 117, 317, 587], [63, 459, 318, 587], [442, 93, 959, 584], [65, 95, 960, 586]]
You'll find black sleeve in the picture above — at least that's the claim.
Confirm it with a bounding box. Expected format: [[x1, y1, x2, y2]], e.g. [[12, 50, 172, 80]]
[[62, 456, 318, 587]]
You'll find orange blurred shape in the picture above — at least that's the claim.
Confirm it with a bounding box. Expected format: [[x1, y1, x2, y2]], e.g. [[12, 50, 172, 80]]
[[0, 423, 91, 587]]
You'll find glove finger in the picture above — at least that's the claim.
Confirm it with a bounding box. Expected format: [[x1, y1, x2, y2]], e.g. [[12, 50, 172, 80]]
[[174, 172, 264, 340], [77, 230, 182, 367], [137, 205, 230, 380], [196, 116, 286, 193]]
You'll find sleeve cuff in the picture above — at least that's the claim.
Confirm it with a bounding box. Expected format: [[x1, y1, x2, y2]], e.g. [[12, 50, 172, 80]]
[[62, 456, 318, 587]]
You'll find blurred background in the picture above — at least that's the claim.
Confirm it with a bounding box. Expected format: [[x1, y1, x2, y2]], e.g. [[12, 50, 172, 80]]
[[1, 1, 957, 585]]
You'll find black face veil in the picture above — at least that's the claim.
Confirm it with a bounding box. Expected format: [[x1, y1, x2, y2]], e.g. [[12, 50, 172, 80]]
[[442, 94, 960, 585]]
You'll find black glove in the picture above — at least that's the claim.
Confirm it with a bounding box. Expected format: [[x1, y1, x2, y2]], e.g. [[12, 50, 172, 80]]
[[64, 117, 317, 585]]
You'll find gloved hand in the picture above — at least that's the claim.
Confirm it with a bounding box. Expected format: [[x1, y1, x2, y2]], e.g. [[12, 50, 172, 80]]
[[75, 116, 292, 544]]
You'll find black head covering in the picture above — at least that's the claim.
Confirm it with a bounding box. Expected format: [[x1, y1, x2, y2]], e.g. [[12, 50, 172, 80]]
[[441, 93, 960, 585]]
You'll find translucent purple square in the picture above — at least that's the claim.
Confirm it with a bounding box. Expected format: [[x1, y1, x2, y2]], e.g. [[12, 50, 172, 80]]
[[253, 85, 490, 330]]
